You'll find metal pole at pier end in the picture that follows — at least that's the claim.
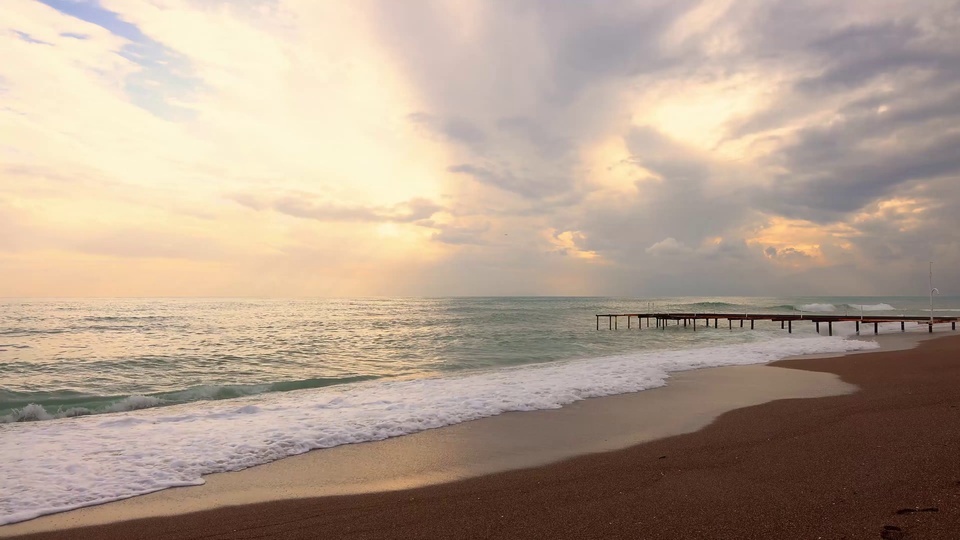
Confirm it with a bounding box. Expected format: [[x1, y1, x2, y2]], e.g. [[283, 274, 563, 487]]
[[930, 261, 940, 325]]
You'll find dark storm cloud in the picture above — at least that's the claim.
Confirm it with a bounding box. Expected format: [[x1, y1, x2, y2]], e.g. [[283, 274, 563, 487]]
[[370, 0, 960, 295], [496, 116, 572, 159], [407, 113, 488, 149], [567, 126, 752, 265], [447, 163, 573, 200], [371, 0, 699, 201], [728, 3, 960, 225], [532, 0, 696, 103]]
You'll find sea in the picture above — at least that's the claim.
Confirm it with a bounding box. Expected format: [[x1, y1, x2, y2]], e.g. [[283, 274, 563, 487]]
[[2, 296, 958, 525]]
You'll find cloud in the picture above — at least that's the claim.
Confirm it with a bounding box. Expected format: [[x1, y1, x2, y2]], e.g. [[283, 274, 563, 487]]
[[429, 222, 491, 246], [447, 163, 573, 200], [646, 237, 692, 256], [229, 193, 444, 224], [2, 0, 960, 296], [408, 112, 488, 149]]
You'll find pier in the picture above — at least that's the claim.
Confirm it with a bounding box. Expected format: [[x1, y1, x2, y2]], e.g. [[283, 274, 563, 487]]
[[595, 312, 960, 335]]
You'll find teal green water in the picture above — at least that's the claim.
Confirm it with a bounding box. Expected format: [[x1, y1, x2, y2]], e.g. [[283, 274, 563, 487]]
[[1, 296, 956, 421]]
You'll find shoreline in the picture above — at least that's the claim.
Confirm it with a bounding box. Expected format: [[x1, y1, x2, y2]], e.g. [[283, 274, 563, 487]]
[[3, 331, 957, 538]]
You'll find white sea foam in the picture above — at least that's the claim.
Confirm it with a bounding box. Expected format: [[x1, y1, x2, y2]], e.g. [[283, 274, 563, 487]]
[[0, 396, 164, 424], [103, 395, 165, 413], [799, 303, 836, 312], [846, 303, 895, 311], [0, 335, 877, 526]]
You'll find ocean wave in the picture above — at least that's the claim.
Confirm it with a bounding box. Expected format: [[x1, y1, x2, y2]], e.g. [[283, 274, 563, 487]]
[[797, 303, 837, 313], [0, 335, 878, 525], [0, 396, 162, 423], [0, 328, 64, 337], [845, 303, 895, 311], [81, 315, 173, 322], [0, 376, 379, 423], [681, 301, 740, 310]]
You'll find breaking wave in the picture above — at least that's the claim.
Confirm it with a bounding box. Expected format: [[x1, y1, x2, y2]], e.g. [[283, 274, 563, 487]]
[[0, 376, 378, 423]]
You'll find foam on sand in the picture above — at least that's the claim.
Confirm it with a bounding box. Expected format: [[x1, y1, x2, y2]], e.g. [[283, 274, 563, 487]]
[[0, 336, 878, 526]]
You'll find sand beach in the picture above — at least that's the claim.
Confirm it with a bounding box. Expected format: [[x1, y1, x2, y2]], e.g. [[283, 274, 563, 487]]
[[4, 332, 959, 539]]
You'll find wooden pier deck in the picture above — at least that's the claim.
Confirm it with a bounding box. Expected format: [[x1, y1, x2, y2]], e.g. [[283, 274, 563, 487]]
[[595, 312, 960, 336]]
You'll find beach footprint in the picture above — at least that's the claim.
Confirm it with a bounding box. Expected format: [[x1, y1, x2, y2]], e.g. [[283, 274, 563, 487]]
[[880, 525, 904, 540]]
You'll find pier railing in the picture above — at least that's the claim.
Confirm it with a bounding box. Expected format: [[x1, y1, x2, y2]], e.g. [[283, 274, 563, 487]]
[[595, 312, 959, 336]]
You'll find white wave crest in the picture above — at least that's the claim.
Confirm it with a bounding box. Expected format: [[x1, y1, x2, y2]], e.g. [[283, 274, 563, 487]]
[[0, 335, 878, 526], [799, 303, 836, 312], [846, 303, 895, 311], [103, 396, 164, 413], [1, 397, 163, 424], [2, 404, 53, 423]]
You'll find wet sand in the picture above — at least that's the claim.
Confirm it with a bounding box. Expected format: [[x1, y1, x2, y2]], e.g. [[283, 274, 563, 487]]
[[6, 332, 960, 539]]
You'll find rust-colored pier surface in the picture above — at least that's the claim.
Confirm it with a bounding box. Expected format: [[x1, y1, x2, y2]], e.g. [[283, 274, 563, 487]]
[[595, 312, 959, 335]]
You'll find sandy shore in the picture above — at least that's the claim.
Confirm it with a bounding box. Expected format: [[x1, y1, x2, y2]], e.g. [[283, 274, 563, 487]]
[[6, 332, 960, 538]]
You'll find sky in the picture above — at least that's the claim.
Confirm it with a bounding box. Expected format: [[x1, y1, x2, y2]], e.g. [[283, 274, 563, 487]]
[[1, 0, 959, 297]]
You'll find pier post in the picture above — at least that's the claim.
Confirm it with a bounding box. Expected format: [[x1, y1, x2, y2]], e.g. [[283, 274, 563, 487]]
[[609, 316, 612, 330], [828, 321, 833, 336], [953, 322, 956, 331], [816, 321, 820, 334], [693, 318, 696, 331], [901, 321, 905, 332], [929, 323, 933, 333], [750, 320, 754, 330], [855, 321, 860, 335], [683, 318, 687, 328], [740, 320, 744, 328], [874, 322, 878, 335], [781, 321, 784, 329], [714, 318, 718, 328], [615, 316, 618, 330], [628, 316, 631, 329], [728, 319, 732, 330], [788, 320, 792, 333], [597, 315, 599, 331]]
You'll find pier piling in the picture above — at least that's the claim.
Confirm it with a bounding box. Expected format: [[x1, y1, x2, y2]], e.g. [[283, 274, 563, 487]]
[[595, 312, 958, 336]]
